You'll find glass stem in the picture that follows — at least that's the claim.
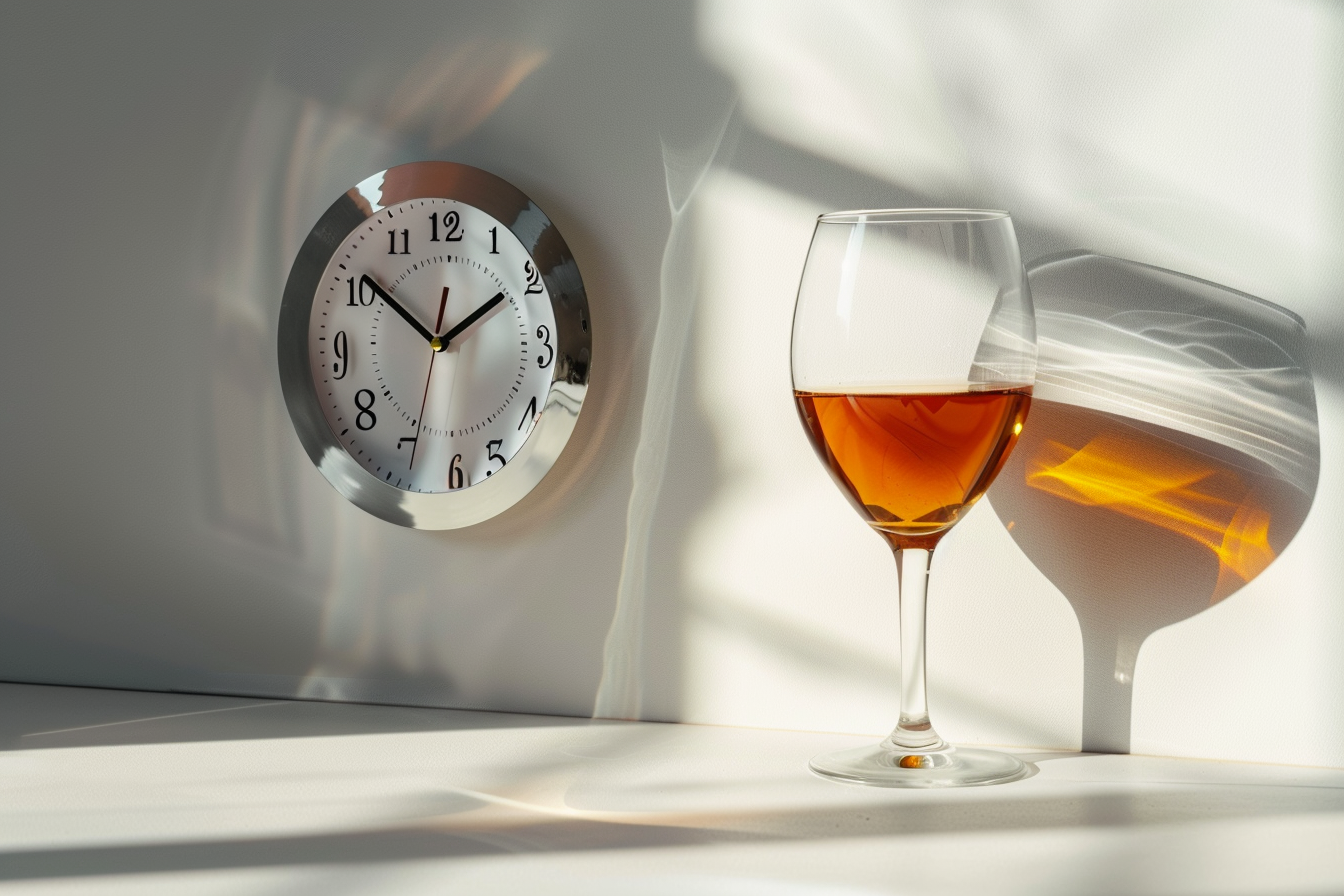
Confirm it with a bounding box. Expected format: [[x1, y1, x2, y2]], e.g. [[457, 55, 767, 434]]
[[882, 547, 948, 752]]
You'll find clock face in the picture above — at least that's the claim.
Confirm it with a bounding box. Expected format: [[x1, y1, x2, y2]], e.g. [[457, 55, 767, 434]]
[[308, 199, 557, 494], [279, 162, 590, 529]]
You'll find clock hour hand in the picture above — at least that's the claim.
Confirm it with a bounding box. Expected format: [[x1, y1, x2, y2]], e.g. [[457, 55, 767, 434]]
[[436, 292, 506, 351], [360, 275, 434, 345]]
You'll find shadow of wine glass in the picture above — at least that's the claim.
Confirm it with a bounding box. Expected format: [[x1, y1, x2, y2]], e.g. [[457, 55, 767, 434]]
[[988, 251, 1319, 753]]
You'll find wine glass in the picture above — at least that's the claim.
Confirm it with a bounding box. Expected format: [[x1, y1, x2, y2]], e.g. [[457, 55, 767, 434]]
[[792, 209, 1037, 787]]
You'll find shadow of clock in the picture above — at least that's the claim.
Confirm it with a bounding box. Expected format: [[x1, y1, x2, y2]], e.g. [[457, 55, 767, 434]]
[[989, 252, 1319, 754]]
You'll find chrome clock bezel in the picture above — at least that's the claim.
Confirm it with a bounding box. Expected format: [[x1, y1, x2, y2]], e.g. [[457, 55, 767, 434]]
[[278, 161, 591, 529]]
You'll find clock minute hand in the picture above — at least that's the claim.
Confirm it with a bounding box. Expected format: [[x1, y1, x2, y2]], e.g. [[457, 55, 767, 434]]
[[437, 291, 506, 350], [360, 275, 434, 345]]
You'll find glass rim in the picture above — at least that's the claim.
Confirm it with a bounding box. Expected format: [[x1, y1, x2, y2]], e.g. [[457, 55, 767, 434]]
[[817, 208, 1010, 225]]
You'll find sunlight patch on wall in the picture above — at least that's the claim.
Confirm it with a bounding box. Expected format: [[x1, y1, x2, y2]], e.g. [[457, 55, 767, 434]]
[[700, 0, 1344, 320], [699, 0, 971, 195], [682, 171, 900, 733]]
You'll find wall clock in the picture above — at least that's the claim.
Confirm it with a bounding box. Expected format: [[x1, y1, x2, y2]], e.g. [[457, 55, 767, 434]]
[[278, 161, 591, 529]]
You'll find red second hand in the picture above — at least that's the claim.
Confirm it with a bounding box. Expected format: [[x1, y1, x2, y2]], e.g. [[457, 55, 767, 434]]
[[408, 287, 450, 471]]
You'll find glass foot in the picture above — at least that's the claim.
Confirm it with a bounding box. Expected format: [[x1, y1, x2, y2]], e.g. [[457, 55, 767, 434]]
[[809, 743, 1030, 788]]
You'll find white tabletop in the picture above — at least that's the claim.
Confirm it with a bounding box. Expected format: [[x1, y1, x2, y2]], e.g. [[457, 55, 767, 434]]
[[0, 681, 1341, 894]]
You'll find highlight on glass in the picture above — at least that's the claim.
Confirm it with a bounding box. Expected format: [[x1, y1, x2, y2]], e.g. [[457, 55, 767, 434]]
[[791, 209, 1037, 787]]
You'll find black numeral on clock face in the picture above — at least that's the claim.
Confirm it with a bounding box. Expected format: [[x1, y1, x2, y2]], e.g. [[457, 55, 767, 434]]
[[354, 389, 377, 430], [332, 330, 348, 379], [489, 226, 500, 254], [519, 395, 537, 431], [429, 211, 463, 242], [486, 439, 505, 476], [523, 260, 544, 295], [347, 277, 374, 306], [388, 228, 409, 254], [536, 325, 553, 369], [448, 453, 465, 489]]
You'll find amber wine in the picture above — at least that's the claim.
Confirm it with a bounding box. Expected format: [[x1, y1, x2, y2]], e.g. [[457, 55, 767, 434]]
[[795, 389, 1032, 548]]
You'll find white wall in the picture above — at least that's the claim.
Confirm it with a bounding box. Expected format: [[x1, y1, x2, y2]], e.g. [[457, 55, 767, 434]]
[[1, 0, 1341, 767]]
